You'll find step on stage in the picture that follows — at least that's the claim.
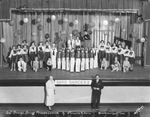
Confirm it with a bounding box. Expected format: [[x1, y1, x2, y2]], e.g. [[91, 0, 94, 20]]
[[0, 65, 150, 86]]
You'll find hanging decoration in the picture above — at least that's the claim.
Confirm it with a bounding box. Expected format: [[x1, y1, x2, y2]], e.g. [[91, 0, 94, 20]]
[[115, 18, 120, 22], [17, 29, 22, 35], [90, 22, 95, 28], [14, 33, 18, 38], [9, 20, 15, 26], [69, 22, 74, 27], [47, 17, 51, 23], [136, 14, 144, 24], [45, 33, 50, 39], [0, 38, 6, 43], [72, 29, 79, 36], [19, 20, 24, 25], [32, 32, 37, 36], [58, 19, 63, 25], [51, 15, 56, 21], [109, 20, 115, 26], [23, 17, 28, 23], [103, 20, 108, 25], [32, 19, 37, 25], [88, 30, 92, 35], [36, 17, 41, 23], [64, 17, 68, 23], [37, 24, 43, 31], [140, 37, 146, 42], [74, 19, 79, 25]]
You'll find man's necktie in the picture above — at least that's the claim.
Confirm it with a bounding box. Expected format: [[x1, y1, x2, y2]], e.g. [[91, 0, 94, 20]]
[[53, 49, 55, 55]]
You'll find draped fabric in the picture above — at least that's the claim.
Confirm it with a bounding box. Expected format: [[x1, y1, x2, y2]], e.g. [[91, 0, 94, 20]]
[[0, 11, 142, 59]]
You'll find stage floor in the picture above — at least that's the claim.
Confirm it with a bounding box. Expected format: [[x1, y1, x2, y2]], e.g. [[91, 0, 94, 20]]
[[0, 65, 149, 81]]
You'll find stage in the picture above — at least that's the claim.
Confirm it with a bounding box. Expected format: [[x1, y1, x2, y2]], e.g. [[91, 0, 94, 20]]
[[0, 65, 150, 86]]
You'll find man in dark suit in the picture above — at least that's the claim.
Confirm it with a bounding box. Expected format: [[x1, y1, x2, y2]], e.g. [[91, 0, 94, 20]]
[[91, 74, 104, 111], [83, 30, 91, 48]]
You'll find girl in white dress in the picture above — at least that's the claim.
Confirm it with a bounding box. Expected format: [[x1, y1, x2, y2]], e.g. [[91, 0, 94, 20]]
[[89, 48, 94, 69], [85, 48, 89, 70], [75, 36, 81, 49], [45, 76, 55, 111], [81, 48, 85, 71]]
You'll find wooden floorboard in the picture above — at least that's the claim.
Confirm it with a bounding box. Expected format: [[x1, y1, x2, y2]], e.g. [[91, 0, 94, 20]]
[[0, 66, 149, 80]]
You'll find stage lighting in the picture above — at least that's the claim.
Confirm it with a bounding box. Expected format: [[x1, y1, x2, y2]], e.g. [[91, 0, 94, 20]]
[[51, 15, 56, 21], [103, 20, 108, 25], [115, 18, 120, 22], [23, 17, 28, 23]]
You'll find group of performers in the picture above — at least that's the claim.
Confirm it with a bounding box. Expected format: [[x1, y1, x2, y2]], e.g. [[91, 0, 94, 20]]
[[8, 32, 135, 73]]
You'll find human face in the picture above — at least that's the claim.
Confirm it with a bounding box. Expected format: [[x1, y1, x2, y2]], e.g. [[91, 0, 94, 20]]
[[18, 45, 21, 49], [12, 46, 16, 50], [39, 43, 42, 46], [31, 43, 35, 46], [95, 75, 100, 81], [49, 76, 53, 81]]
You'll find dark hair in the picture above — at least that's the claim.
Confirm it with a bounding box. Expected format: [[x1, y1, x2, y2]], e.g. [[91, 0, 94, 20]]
[[22, 40, 27, 43], [38, 42, 43, 46], [30, 41, 35, 46], [17, 44, 21, 47]]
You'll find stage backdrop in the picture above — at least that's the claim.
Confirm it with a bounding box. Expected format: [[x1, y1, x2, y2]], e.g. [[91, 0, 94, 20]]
[[0, 11, 143, 60]]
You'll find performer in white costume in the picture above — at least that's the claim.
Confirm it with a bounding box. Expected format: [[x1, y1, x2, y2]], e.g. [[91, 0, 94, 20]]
[[66, 48, 70, 71], [45, 76, 55, 111], [67, 34, 72, 50], [89, 48, 94, 69], [57, 49, 62, 69], [18, 57, 27, 72], [75, 48, 81, 72], [70, 48, 75, 72], [81, 48, 85, 71], [51, 44, 57, 69], [61, 48, 66, 70], [85, 48, 89, 70]]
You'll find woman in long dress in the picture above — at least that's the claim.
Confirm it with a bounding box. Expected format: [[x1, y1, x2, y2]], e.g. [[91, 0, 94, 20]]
[[45, 76, 55, 111]]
